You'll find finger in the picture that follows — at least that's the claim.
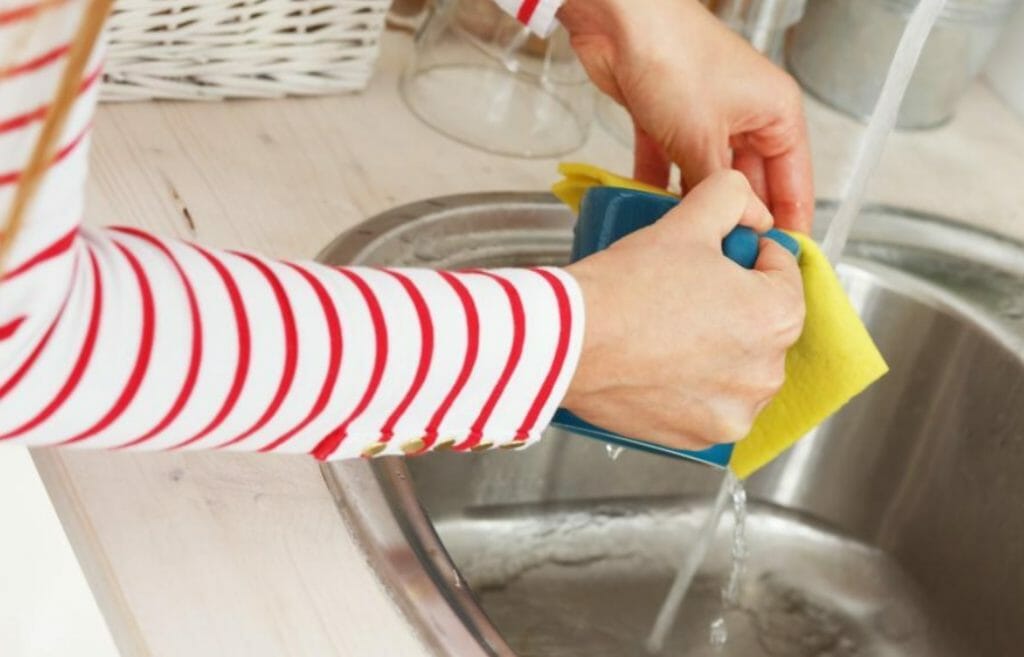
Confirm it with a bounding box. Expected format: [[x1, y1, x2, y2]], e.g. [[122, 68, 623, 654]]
[[741, 93, 814, 233], [764, 131, 814, 233], [754, 236, 798, 271], [732, 148, 768, 203], [666, 170, 773, 238], [738, 183, 774, 234], [754, 238, 802, 297], [672, 128, 731, 195], [633, 126, 671, 188], [754, 239, 805, 346]]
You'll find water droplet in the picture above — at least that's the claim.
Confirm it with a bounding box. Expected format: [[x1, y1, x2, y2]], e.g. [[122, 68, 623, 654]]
[[605, 444, 624, 461], [709, 617, 728, 649]]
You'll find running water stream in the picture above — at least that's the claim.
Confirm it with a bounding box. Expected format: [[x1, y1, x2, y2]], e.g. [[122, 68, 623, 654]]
[[646, 474, 735, 654], [645, 0, 949, 652], [821, 0, 949, 263], [708, 477, 748, 649]]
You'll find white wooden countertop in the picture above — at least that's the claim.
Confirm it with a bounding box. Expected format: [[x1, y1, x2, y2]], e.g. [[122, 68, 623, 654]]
[[32, 28, 1024, 657]]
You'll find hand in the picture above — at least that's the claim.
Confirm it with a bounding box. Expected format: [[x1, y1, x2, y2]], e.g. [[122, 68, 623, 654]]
[[562, 172, 805, 450], [558, 0, 814, 232]]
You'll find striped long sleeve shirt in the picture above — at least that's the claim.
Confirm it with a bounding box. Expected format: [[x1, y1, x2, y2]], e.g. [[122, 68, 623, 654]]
[[494, 0, 564, 36], [0, 0, 582, 460]]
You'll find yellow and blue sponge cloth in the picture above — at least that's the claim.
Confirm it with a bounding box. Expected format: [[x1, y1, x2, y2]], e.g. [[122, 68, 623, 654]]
[[552, 163, 889, 479]]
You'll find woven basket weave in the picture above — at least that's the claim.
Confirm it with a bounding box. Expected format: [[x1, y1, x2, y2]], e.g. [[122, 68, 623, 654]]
[[101, 0, 391, 101]]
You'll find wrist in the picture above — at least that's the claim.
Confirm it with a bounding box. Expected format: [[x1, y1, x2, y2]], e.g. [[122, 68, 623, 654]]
[[561, 260, 619, 411]]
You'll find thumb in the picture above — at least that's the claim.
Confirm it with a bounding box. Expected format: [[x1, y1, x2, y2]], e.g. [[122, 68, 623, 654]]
[[754, 237, 798, 273], [664, 171, 773, 240], [754, 238, 803, 302]]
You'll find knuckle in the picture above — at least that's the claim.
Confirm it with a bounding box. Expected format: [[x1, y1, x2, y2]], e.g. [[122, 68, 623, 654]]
[[721, 416, 753, 444], [777, 309, 805, 345], [750, 361, 786, 405], [760, 284, 805, 343], [739, 362, 786, 426], [717, 168, 750, 193], [766, 359, 787, 395], [778, 72, 804, 111], [711, 403, 753, 444]]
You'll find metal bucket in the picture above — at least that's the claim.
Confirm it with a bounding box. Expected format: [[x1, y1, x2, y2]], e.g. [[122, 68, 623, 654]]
[[788, 0, 1021, 128]]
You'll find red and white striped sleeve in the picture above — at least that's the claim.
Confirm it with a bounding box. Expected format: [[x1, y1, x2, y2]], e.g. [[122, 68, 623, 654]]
[[0, 1, 585, 460], [492, 0, 565, 36]]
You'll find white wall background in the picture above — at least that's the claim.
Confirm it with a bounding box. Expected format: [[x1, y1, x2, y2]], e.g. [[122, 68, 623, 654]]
[[0, 448, 118, 657]]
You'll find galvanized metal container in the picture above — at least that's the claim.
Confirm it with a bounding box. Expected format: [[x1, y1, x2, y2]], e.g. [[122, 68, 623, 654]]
[[788, 0, 1022, 128]]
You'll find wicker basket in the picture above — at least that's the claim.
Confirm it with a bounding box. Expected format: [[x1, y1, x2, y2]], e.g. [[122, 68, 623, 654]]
[[101, 0, 391, 101]]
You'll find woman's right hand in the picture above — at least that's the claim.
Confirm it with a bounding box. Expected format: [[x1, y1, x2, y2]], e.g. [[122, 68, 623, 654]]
[[562, 171, 805, 451]]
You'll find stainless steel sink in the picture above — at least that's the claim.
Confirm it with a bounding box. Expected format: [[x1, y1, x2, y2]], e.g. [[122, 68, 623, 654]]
[[320, 194, 1024, 657]]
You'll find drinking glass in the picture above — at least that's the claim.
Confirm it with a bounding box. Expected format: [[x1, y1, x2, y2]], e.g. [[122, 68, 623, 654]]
[[400, 0, 596, 158]]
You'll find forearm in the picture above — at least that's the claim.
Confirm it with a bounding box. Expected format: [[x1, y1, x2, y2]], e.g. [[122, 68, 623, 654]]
[[1, 229, 583, 458], [0, 2, 584, 459]]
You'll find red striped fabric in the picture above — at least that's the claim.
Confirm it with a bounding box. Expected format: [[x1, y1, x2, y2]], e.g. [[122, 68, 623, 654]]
[[58, 241, 155, 445], [215, 253, 298, 449], [0, 249, 102, 442], [0, 0, 69, 26], [0, 254, 76, 400], [258, 263, 344, 453], [420, 271, 480, 451], [377, 270, 434, 444], [108, 228, 203, 450], [515, 268, 573, 440], [169, 245, 251, 450], [0, 43, 69, 79], [311, 268, 389, 460], [0, 64, 102, 135], [516, 0, 542, 24], [1, 228, 76, 282], [0, 121, 91, 187], [0, 316, 25, 340], [0, 105, 49, 136], [456, 270, 526, 450]]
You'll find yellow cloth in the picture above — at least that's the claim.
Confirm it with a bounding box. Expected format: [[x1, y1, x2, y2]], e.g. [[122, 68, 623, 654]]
[[553, 163, 889, 479]]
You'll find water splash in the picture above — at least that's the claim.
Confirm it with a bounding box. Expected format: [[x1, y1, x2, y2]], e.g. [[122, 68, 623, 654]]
[[821, 0, 949, 263], [645, 472, 734, 653], [709, 616, 729, 649], [708, 477, 748, 650]]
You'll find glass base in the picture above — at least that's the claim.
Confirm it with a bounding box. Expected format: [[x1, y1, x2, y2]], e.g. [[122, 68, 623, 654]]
[[401, 64, 590, 158]]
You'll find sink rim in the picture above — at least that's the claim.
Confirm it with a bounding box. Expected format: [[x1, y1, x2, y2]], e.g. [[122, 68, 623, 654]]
[[318, 193, 1024, 657]]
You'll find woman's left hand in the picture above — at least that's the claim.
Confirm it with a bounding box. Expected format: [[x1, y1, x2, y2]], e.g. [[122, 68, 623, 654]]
[[558, 0, 815, 233]]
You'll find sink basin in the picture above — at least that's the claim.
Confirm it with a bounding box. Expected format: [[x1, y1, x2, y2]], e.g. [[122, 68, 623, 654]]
[[320, 194, 1024, 657]]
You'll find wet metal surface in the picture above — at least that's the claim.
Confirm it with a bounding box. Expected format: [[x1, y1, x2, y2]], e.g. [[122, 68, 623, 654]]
[[321, 195, 1024, 657]]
